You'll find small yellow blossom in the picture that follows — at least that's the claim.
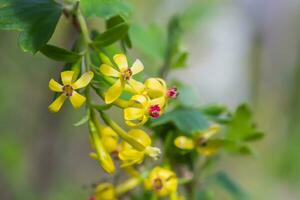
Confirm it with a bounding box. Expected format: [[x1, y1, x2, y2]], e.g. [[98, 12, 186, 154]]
[[92, 183, 117, 200], [144, 167, 178, 197], [48, 71, 94, 112], [119, 129, 161, 167], [100, 53, 145, 104], [124, 95, 164, 127], [174, 124, 222, 156], [144, 78, 179, 108]]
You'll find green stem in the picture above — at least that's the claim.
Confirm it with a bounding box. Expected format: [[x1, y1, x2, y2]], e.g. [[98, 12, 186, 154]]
[[98, 110, 145, 151], [76, 8, 92, 44]]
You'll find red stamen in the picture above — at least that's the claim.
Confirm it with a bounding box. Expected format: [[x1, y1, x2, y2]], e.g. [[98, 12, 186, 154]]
[[149, 104, 161, 118], [166, 86, 178, 98]]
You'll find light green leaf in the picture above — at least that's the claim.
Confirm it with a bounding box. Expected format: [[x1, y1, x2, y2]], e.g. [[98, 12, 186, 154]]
[[151, 108, 209, 135], [73, 113, 90, 127], [171, 51, 188, 69], [0, 0, 62, 53], [80, 0, 132, 19], [40, 44, 81, 62], [130, 24, 166, 61]]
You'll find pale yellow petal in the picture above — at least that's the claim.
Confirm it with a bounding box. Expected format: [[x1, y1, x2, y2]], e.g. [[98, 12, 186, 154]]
[[174, 136, 195, 150], [72, 71, 94, 89], [128, 79, 145, 93], [131, 59, 144, 75], [128, 129, 151, 146], [150, 96, 166, 109], [48, 94, 67, 112], [113, 54, 128, 70], [124, 107, 144, 120], [145, 78, 166, 93], [130, 95, 149, 107], [125, 115, 148, 127], [49, 79, 63, 92], [61, 71, 74, 85], [69, 91, 86, 109], [100, 64, 120, 77], [105, 79, 123, 104]]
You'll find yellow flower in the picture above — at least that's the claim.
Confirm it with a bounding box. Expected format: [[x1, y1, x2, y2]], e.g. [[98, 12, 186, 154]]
[[100, 53, 145, 104], [124, 95, 164, 127], [144, 78, 179, 108], [98, 126, 119, 154], [119, 129, 161, 167], [174, 124, 222, 156], [92, 183, 117, 200], [144, 167, 178, 197], [48, 71, 94, 112]]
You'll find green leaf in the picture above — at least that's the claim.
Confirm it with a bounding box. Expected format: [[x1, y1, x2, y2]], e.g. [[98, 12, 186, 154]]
[[176, 82, 201, 108], [92, 22, 129, 48], [40, 44, 81, 62], [151, 108, 209, 135], [215, 171, 249, 200], [80, 0, 132, 19], [201, 104, 227, 116], [130, 24, 166, 61], [73, 113, 90, 127], [226, 104, 263, 141], [171, 51, 188, 69], [0, 0, 62, 53]]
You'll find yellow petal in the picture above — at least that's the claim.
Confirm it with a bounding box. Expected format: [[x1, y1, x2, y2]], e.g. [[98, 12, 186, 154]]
[[131, 59, 144, 75], [95, 183, 116, 200], [201, 124, 221, 139], [130, 94, 149, 108], [174, 136, 195, 150], [48, 94, 67, 112], [124, 107, 144, 120], [127, 79, 145, 93], [101, 127, 119, 153], [128, 129, 151, 146], [196, 139, 225, 156], [49, 79, 63, 92], [69, 91, 86, 109], [150, 96, 166, 109], [61, 71, 74, 85], [113, 54, 128, 71], [72, 71, 94, 89], [100, 64, 120, 77], [105, 79, 124, 104], [145, 78, 166, 93], [125, 115, 149, 127]]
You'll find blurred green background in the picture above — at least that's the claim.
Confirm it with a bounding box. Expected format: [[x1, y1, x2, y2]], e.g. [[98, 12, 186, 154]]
[[1, 0, 300, 199]]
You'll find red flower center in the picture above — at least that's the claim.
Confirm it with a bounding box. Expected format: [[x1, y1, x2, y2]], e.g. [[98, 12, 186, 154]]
[[149, 104, 161, 118], [122, 68, 133, 80], [166, 86, 178, 98], [88, 196, 96, 200], [153, 178, 163, 191]]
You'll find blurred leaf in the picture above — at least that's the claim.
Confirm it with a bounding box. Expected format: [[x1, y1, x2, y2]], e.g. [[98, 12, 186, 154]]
[[226, 104, 263, 141], [0, 0, 62, 53], [197, 189, 215, 200], [151, 108, 209, 135], [171, 51, 188, 69], [106, 15, 132, 49], [176, 82, 201, 108], [201, 104, 227, 116], [130, 24, 166, 61], [242, 132, 264, 142], [73, 112, 90, 127], [80, 0, 132, 19], [40, 44, 81, 62], [215, 171, 249, 200], [92, 23, 129, 48]]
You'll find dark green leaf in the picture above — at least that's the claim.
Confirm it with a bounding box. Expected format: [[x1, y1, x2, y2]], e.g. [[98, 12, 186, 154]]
[[0, 0, 62, 53], [40, 44, 81, 62], [151, 108, 209, 135], [80, 0, 132, 19], [92, 23, 129, 47], [215, 171, 250, 200], [242, 132, 264, 142]]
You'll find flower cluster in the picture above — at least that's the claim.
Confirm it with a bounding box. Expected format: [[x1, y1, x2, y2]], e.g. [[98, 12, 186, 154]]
[[48, 53, 182, 199]]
